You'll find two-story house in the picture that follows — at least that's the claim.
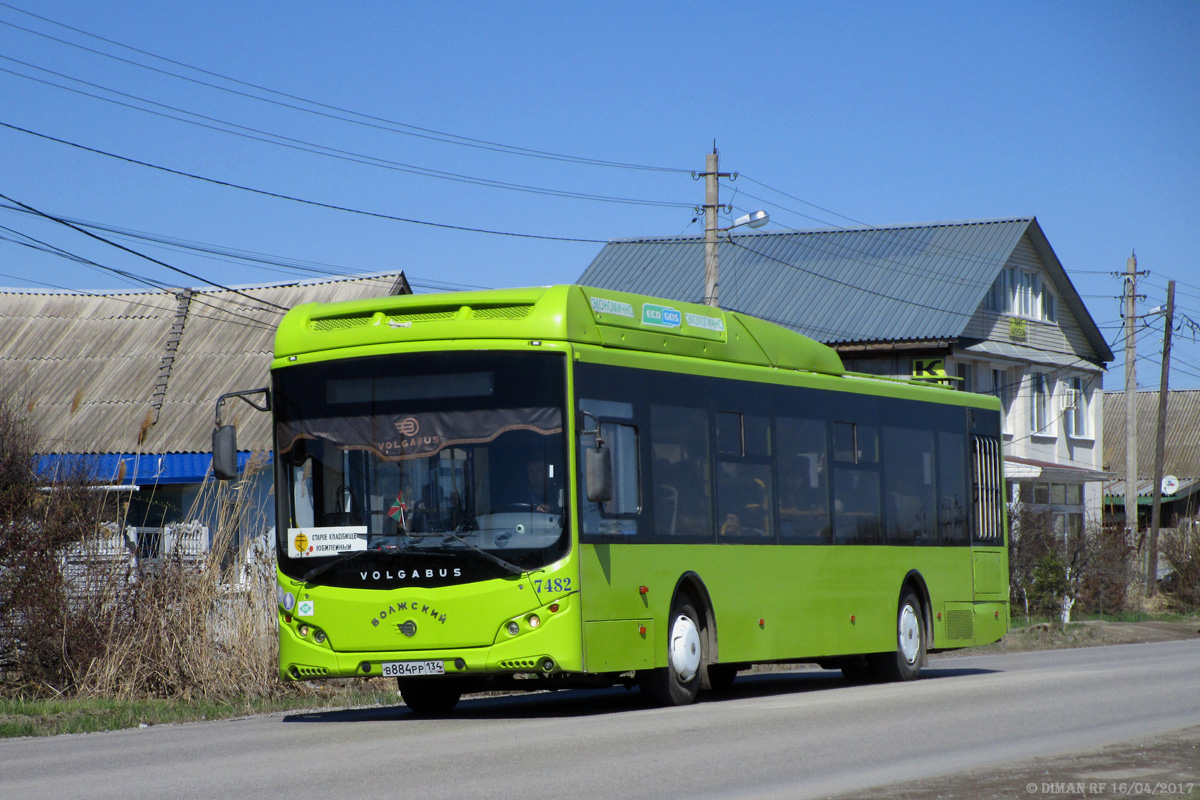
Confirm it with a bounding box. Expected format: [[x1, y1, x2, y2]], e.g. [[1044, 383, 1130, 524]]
[[577, 217, 1114, 527]]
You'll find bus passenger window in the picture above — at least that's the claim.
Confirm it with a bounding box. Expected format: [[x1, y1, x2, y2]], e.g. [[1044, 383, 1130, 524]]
[[776, 417, 831, 543], [832, 422, 882, 544], [717, 461, 772, 540], [578, 400, 641, 538], [650, 404, 713, 540], [600, 422, 640, 516], [938, 430, 968, 545], [716, 411, 773, 541], [883, 425, 936, 544]]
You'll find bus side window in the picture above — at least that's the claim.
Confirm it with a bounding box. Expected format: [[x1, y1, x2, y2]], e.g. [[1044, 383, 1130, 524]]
[[716, 411, 773, 541], [599, 422, 640, 517], [883, 425, 937, 545], [578, 400, 642, 539], [776, 416, 831, 544], [650, 404, 713, 540], [832, 422, 882, 544], [938, 429, 969, 545]]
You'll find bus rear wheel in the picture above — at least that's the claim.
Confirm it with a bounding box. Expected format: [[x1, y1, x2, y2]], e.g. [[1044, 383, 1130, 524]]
[[869, 588, 925, 682], [639, 596, 704, 706], [398, 679, 462, 714]]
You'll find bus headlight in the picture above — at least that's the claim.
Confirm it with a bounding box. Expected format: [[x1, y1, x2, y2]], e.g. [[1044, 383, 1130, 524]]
[[506, 621, 520, 636]]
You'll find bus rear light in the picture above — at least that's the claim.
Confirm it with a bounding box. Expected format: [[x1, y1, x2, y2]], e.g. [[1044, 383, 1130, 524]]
[[548, 603, 560, 613], [528, 614, 541, 628], [506, 621, 520, 636]]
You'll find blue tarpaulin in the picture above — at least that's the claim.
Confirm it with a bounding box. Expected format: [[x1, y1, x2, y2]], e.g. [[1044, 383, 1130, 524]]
[[36, 452, 269, 485]]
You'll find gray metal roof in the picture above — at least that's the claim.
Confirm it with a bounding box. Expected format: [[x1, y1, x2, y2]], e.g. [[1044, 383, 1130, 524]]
[[578, 217, 1112, 361], [1, 272, 405, 455], [1102, 389, 1200, 480]]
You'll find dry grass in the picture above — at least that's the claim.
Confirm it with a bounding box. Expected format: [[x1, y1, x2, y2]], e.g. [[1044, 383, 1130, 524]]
[[1, 391, 288, 703], [73, 456, 282, 701]]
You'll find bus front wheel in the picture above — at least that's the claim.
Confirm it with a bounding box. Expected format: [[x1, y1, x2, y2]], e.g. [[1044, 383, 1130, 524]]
[[639, 596, 704, 706], [398, 679, 462, 714], [869, 588, 925, 682]]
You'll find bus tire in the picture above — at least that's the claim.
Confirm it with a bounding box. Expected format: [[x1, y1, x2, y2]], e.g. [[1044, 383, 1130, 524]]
[[398, 679, 462, 714], [869, 588, 925, 682], [639, 595, 704, 706]]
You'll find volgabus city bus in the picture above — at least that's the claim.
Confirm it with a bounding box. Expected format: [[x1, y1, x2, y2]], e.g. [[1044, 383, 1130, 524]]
[[213, 285, 1008, 712]]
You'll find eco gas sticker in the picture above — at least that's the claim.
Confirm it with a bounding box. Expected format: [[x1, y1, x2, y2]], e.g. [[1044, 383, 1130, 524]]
[[642, 303, 681, 328], [297, 600, 315, 617], [590, 296, 635, 318], [684, 312, 725, 332]]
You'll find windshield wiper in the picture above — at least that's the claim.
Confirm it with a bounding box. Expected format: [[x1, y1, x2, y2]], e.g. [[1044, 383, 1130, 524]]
[[302, 545, 396, 583], [405, 530, 524, 576]]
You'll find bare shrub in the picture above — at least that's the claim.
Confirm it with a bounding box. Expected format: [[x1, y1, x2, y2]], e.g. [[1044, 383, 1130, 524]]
[[77, 455, 281, 701], [1077, 523, 1134, 615], [0, 400, 114, 695], [1008, 506, 1117, 623], [1159, 520, 1200, 610], [1, 393, 284, 701]]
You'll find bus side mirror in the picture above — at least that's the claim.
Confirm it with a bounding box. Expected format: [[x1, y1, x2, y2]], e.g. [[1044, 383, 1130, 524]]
[[585, 444, 613, 503], [212, 425, 239, 481]]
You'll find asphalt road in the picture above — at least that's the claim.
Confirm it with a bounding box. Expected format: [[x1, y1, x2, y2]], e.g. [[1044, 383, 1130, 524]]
[[3, 639, 1199, 800]]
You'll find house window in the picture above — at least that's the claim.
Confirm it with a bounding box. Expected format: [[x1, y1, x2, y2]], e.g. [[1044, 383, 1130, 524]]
[[992, 368, 1014, 433], [1017, 481, 1086, 544], [956, 362, 974, 393], [1063, 376, 1088, 438], [986, 267, 1057, 322], [1030, 372, 1053, 435]]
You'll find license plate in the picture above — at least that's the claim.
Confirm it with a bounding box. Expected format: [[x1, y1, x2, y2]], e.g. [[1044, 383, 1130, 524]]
[[382, 660, 445, 677]]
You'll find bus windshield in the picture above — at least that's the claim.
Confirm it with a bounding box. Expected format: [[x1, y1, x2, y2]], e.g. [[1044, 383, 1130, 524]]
[[273, 351, 569, 588]]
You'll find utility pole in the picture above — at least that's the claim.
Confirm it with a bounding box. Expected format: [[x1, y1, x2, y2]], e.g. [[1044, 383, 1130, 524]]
[[1122, 253, 1139, 554], [1146, 279, 1175, 597], [700, 146, 734, 306]]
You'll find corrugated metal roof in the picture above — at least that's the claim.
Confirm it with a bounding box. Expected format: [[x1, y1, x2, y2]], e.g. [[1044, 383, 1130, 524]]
[[1102, 477, 1200, 503], [1102, 389, 1200, 479], [1, 272, 404, 456], [580, 218, 1029, 343], [578, 217, 1112, 363]]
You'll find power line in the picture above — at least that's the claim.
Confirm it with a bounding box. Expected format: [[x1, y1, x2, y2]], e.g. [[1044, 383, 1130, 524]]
[[0, 3, 690, 174], [0, 189, 290, 312], [0, 57, 692, 209], [0, 121, 610, 245]]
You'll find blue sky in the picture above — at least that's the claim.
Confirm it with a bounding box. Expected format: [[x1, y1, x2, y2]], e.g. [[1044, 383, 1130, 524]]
[[1, 1, 1198, 388]]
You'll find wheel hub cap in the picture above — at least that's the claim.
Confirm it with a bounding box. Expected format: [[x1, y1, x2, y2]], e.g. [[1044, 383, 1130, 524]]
[[899, 604, 920, 664], [668, 614, 701, 681]]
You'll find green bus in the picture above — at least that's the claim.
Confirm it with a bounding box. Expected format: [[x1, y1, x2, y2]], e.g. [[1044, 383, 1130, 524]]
[[213, 284, 1008, 712]]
